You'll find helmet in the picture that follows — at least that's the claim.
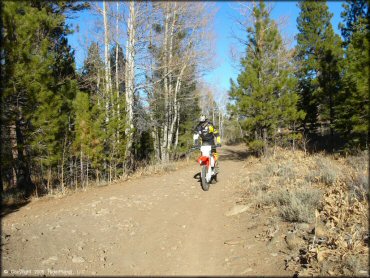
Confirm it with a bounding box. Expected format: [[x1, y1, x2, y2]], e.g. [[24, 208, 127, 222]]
[[199, 115, 206, 122]]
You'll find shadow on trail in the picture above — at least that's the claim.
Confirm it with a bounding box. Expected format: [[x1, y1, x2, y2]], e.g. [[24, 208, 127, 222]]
[[193, 172, 203, 190], [1, 200, 31, 218], [219, 148, 252, 161]]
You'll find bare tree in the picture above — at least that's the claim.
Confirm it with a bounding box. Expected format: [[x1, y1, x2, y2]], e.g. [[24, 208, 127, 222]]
[[149, 2, 216, 162], [103, 1, 113, 123]]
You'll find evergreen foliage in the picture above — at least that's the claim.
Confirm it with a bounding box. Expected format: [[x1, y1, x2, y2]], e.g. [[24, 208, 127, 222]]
[[1, 0, 368, 197], [228, 2, 304, 155], [295, 0, 343, 136], [1, 1, 84, 195], [335, 0, 369, 149]]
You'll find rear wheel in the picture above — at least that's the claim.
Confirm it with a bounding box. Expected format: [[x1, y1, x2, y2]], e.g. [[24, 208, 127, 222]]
[[201, 165, 209, 191]]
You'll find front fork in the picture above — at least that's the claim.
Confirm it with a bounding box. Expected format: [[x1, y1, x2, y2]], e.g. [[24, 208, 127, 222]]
[[206, 154, 216, 182]]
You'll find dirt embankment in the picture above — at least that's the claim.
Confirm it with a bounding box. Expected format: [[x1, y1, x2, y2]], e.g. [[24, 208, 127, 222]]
[[1, 145, 292, 276]]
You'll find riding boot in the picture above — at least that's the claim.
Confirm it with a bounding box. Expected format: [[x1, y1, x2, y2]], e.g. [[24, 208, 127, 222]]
[[215, 162, 220, 174]]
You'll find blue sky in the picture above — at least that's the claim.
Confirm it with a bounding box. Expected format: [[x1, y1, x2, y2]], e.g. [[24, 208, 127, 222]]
[[202, 1, 345, 94], [67, 1, 345, 97]]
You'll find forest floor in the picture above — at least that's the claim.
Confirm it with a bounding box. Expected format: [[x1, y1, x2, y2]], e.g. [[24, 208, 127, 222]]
[[2, 144, 359, 276]]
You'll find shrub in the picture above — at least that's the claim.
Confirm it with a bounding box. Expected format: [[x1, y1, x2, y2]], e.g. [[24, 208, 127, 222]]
[[264, 188, 322, 223], [276, 160, 296, 180], [248, 139, 265, 154], [345, 150, 369, 172], [265, 162, 279, 176], [305, 156, 342, 185], [1, 190, 26, 206], [348, 173, 369, 202], [342, 255, 362, 275]]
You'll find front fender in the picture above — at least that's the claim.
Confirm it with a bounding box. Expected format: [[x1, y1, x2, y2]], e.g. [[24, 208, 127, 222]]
[[198, 156, 209, 166]]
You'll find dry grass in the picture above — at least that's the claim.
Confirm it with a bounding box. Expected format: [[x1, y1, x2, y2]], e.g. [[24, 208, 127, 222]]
[[242, 147, 369, 276], [262, 188, 322, 223], [345, 150, 368, 172], [305, 155, 343, 186], [1, 190, 27, 207], [3, 154, 197, 206]]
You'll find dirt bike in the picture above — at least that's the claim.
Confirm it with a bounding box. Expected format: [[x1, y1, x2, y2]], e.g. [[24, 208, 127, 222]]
[[191, 144, 220, 191]]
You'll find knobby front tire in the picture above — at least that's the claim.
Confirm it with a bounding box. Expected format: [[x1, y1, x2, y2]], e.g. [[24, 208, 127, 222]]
[[201, 165, 210, 191]]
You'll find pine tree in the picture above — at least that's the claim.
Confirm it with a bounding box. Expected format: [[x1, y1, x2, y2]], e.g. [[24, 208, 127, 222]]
[[80, 42, 104, 94], [110, 44, 126, 94], [229, 1, 304, 155], [339, 0, 369, 47], [176, 66, 201, 157], [73, 91, 92, 187], [295, 0, 343, 138], [1, 1, 84, 194], [335, 0, 369, 149], [79, 41, 127, 182]]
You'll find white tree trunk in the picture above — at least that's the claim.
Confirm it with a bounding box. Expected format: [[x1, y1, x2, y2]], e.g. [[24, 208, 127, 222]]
[[174, 103, 180, 150], [103, 1, 112, 123], [80, 148, 84, 188], [161, 3, 170, 162], [124, 1, 136, 169], [168, 65, 185, 151], [115, 3, 119, 94]]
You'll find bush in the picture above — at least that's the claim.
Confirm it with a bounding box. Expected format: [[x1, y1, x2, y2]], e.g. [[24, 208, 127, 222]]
[[342, 255, 362, 275], [348, 173, 369, 202], [306, 156, 342, 185], [248, 139, 265, 154], [276, 160, 296, 180], [1, 190, 26, 206], [345, 150, 369, 172], [264, 188, 322, 223]]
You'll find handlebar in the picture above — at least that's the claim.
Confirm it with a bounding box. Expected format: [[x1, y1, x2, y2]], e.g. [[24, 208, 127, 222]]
[[190, 144, 221, 151]]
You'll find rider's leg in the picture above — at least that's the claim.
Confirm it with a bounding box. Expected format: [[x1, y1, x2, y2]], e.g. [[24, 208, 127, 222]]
[[212, 150, 220, 173]]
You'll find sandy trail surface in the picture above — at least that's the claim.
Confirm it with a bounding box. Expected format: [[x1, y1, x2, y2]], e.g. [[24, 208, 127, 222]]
[[1, 145, 291, 276]]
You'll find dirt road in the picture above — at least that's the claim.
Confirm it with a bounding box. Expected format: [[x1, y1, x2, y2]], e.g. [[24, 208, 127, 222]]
[[1, 145, 291, 276]]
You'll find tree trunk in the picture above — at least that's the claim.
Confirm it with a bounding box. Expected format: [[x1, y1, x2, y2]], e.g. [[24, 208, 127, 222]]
[[292, 122, 296, 152], [263, 128, 268, 156], [61, 134, 67, 193], [80, 148, 84, 188], [74, 157, 78, 190], [9, 124, 18, 188], [329, 90, 334, 149], [161, 3, 170, 163], [86, 156, 89, 188], [174, 103, 180, 150], [218, 110, 220, 130], [212, 102, 215, 124], [103, 1, 112, 124], [124, 1, 136, 170], [168, 66, 185, 153], [96, 169, 100, 184], [162, 4, 177, 163], [115, 2, 120, 94], [47, 167, 51, 194], [11, 120, 35, 196]]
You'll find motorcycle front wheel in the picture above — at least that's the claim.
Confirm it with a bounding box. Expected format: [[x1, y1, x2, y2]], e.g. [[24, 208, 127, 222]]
[[201, 165, 210, 191]]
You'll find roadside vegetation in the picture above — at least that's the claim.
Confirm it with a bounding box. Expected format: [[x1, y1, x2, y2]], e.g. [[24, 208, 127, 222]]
[[226, 2, 368, 275], [240, 148, 368, 276]]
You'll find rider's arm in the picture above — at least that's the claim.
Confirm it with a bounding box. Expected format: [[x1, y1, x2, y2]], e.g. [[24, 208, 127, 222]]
[[193, 124, 200, 146], [193, 133, 200, 146], [209, 124, 221, 145]]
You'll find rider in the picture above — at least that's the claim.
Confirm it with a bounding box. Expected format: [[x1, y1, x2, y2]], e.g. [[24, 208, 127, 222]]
[[193, 115, 221, 171]]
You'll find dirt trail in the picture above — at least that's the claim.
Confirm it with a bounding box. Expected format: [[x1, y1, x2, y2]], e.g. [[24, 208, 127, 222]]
[[1, 145, 291, 276]]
